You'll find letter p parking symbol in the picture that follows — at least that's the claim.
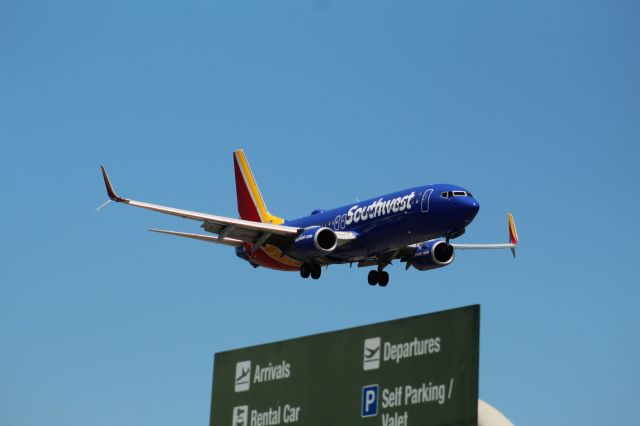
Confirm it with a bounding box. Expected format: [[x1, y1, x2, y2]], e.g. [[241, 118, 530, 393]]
[[361, 384, 378, 417]]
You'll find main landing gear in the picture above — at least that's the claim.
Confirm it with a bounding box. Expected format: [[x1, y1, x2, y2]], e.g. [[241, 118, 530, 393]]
[[367, 268, 389, 287], [300, 263, 321, 280]]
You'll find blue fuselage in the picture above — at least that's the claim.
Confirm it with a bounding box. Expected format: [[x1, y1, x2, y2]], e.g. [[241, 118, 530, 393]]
[[284, 184, 479, 261]]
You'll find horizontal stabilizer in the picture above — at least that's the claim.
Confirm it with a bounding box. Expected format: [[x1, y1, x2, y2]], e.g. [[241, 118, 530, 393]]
[[149, 229, 244, 247]]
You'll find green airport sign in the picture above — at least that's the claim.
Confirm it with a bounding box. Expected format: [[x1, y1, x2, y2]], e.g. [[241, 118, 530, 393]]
[[210, 305, 479, 426]]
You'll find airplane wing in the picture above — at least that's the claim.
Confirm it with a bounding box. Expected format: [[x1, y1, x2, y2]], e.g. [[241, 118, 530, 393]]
[[100, 166, 301, 247], [451, 213, 519, 257]]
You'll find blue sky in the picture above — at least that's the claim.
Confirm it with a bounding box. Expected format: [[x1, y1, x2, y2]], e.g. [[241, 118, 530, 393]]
[[1, 1, 638, 425]]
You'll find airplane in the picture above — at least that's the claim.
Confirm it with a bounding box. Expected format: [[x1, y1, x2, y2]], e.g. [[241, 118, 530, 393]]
[[234, 406, 247, 426], [236, 368, 250, 382], [99, 149, 518, 287], [365, 347, 380, 359]]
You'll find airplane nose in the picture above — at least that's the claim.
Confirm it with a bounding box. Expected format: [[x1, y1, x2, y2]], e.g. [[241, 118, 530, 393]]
[[464, 198, 480, 223]]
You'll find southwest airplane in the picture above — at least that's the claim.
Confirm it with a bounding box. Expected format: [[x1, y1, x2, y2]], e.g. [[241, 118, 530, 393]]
[[99, 149, 518, 286]]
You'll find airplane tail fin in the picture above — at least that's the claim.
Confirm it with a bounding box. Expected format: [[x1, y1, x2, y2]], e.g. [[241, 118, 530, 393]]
[[233, 150, 284, 224]]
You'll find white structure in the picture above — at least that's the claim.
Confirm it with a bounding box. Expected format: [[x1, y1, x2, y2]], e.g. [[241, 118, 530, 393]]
[[478, 400, 514, 426]]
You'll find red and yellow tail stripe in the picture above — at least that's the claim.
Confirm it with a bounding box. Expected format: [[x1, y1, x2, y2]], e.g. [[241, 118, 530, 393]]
[[233, 149, 284, 225], [234, 149, 302, 270]]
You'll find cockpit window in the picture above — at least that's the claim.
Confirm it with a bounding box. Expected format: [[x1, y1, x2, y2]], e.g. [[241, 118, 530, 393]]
[[443, 190, 473, 198]]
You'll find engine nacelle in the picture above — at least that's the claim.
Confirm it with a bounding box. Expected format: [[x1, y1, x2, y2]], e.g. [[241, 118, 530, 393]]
[[409, 240, 455, 271], [290, 226, 338, 258]]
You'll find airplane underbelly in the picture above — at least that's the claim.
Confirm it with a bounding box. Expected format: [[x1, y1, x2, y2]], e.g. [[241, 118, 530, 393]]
[[333, 216, 441, 260], [245, 244, 302, 271]]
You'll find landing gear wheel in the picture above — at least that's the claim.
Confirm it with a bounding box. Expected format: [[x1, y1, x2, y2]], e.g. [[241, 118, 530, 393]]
[[310, 264, 321, 280], [367, 270, 378, 286], [378, 271, 389, 287], [300, 263, 311, 279]]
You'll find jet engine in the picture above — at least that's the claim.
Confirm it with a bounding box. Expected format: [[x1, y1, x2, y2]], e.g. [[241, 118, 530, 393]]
[[408, 239, 455, 271], [290, 226, 338, 258]]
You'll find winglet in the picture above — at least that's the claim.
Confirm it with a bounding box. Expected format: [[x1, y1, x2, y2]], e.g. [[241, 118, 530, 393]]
[[508, 213, 518, 258], [100, 166, 128, 203]]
